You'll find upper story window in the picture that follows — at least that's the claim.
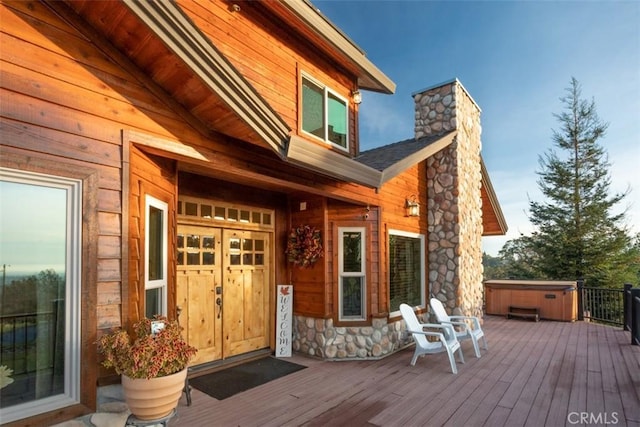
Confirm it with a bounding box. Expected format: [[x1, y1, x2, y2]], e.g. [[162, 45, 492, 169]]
[[301, 74, 348, 150]]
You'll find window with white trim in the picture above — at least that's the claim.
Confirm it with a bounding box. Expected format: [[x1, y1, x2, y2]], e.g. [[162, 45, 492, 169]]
[[301, 74, 349, 150], [145, 195, 168, 317], [338, 227, 366, 321], [0, 168, 82, 423], [388, 230, 425, 315]]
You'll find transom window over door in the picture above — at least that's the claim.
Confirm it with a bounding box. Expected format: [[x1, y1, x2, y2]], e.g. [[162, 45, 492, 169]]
[[0, 168, 81, 424], [388, 230, 425, 315], [301, 74, 348, 150], [338, 227, 366, 321]]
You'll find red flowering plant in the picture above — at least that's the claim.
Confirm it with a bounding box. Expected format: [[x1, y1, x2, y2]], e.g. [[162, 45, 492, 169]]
[[286, 225, 324, 268], [96, 315, 197, 380]]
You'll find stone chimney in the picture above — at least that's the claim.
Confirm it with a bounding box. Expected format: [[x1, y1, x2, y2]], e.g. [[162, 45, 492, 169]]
[[413, 79, 484, 320]]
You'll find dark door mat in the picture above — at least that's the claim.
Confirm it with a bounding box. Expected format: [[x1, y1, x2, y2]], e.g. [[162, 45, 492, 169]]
[[189, 357, 306, 400]]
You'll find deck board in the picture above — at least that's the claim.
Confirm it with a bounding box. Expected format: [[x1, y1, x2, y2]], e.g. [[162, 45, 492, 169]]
[[172, 316, 640, 427]]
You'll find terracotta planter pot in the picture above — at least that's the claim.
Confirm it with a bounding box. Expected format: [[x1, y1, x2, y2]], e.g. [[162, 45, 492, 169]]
[[121, 368, 187, 420]]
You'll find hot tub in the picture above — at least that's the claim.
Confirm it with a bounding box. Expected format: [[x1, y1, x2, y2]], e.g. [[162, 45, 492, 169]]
[[484, 280, 578, 322]]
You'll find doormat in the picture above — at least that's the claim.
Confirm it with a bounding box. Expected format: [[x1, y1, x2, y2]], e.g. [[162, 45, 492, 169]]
[[189, 357, 306, 400]]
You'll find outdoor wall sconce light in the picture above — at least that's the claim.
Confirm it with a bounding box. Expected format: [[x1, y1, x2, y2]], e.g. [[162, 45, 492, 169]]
[[405, 195, 420, 217], [352, 90, 362, 105]]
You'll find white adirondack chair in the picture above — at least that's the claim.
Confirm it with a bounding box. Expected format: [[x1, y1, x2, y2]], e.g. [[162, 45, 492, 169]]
[[399, 303, 464, 374], [430, 298, 488, 358]]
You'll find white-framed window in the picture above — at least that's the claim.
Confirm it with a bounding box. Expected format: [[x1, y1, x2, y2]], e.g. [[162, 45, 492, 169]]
[[145, 195, 168, 317], [338, 227, 366, 321], [388, 230, 425, 316], [0, 168, 82, 423], [301, 74, 349, 150]]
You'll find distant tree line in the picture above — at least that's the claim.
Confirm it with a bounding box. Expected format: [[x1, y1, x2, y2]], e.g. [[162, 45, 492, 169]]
[[483, 78, 640, 288], [0, 269, 65, 316]]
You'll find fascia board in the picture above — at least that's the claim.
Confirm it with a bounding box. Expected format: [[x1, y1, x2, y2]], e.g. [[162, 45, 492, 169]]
[[287, 136, 382, 188]]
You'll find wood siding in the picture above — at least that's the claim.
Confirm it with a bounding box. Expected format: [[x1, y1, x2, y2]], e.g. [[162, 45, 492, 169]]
[[177, 0, 360, 155], [0, 0, 473, 424]]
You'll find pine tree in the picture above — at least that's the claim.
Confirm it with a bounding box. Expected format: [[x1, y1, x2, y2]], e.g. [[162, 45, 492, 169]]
[[528, 77, 637, 287]]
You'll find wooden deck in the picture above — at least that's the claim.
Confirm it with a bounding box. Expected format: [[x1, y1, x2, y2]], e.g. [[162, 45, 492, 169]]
[[174, 316, 640, 427]]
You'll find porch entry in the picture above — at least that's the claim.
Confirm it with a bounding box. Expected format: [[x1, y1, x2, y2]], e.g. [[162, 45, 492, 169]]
[[176, 198, 273, 366]]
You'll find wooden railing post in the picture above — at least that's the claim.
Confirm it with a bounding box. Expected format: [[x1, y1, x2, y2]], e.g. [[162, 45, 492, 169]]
[[577, 278, 585, 321], [623, 283, 632, 331], [631, 287, 640, 346]]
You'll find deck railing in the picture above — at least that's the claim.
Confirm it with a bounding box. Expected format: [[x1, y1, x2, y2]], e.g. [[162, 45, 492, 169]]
[[0, 301, 63, 375], [624, 284, 640, 345], [578, 280, 639, 345]]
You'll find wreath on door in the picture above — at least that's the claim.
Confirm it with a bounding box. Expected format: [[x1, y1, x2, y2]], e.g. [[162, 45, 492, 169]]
[[286, 225, 323, 268]]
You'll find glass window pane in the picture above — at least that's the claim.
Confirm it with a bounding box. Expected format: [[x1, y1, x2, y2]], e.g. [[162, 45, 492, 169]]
[[185, 202, 197, 216], [177, 234, 184, 248], [203, 236, 215, 250], [255, 240, 264, 251], [148, 206, 164, 281], [302, 78, 325, 139], [342, 277, 363, 317], [202, 252, 214, 265], [262, 213, 271, 225], [228, 209, 238, 221], [177, 251, 184, 265], [242, 239, 253, 251], [187, 252, 200, 265], [242, 254, 253, 265], [187, 235, 200, 249], [251, 212, 261, 223], [343, 232, 362, 272], [328, 92, 347, 148], [230, 254, 241, 265], [201, 205, 212, 218], [145, 288, 162, 318], [255, 254, 264, 265], [240, 210, 250, 222], [229, 238, 240, 250], [214, 207, 225, 220], [0, 180, 68, 409], [389, 235, 422, 313]]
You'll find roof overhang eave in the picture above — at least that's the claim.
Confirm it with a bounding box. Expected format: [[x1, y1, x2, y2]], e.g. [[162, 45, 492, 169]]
[[278, 0, 396, 94], [481, 156, 509, 235], [287, 135, 382, 188], [122, 0, 291, 159]]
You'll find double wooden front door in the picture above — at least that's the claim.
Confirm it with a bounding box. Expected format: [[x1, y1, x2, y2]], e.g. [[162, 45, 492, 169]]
[[176, 225, 271, 365]]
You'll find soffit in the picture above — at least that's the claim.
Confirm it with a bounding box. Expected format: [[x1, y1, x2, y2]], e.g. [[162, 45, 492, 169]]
[[62, 0, 290, 157], [481, 157, 508, 236], [260, 0, 395, 94]]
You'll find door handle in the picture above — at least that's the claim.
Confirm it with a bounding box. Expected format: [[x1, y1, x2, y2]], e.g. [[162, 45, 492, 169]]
[[216, 297, 222, 319]]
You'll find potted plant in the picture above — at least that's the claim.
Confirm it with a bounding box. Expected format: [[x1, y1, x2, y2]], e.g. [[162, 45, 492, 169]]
[[96, 315, 197, 420]]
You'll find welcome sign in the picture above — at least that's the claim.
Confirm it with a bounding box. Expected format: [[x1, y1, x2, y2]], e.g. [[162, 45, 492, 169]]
[[276, 284, 293, 357]]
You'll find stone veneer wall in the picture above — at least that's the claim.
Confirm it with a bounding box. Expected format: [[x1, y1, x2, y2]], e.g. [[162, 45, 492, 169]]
[[291, 315, 413, 359], [414, 79, 484, 319]]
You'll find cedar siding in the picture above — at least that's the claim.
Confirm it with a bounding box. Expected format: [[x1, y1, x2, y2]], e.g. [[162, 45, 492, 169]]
[[0, 0, 505, 424]]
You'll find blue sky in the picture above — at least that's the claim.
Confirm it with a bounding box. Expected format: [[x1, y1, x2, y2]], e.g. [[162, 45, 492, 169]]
[[315, 0, 640, 256]]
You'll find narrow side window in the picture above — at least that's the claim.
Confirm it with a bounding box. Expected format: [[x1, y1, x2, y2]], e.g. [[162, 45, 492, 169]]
[[145, 195, 168, 317]]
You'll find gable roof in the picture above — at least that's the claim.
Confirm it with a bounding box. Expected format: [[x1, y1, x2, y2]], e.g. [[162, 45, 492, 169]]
[[357, 133, 508, 236], [268, 0, 396, 94], [63, 0, 394, 162], [356, 131, 457, 184]]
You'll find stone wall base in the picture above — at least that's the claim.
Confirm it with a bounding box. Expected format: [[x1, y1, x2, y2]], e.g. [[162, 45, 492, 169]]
[[292, 315, 416, 360]]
